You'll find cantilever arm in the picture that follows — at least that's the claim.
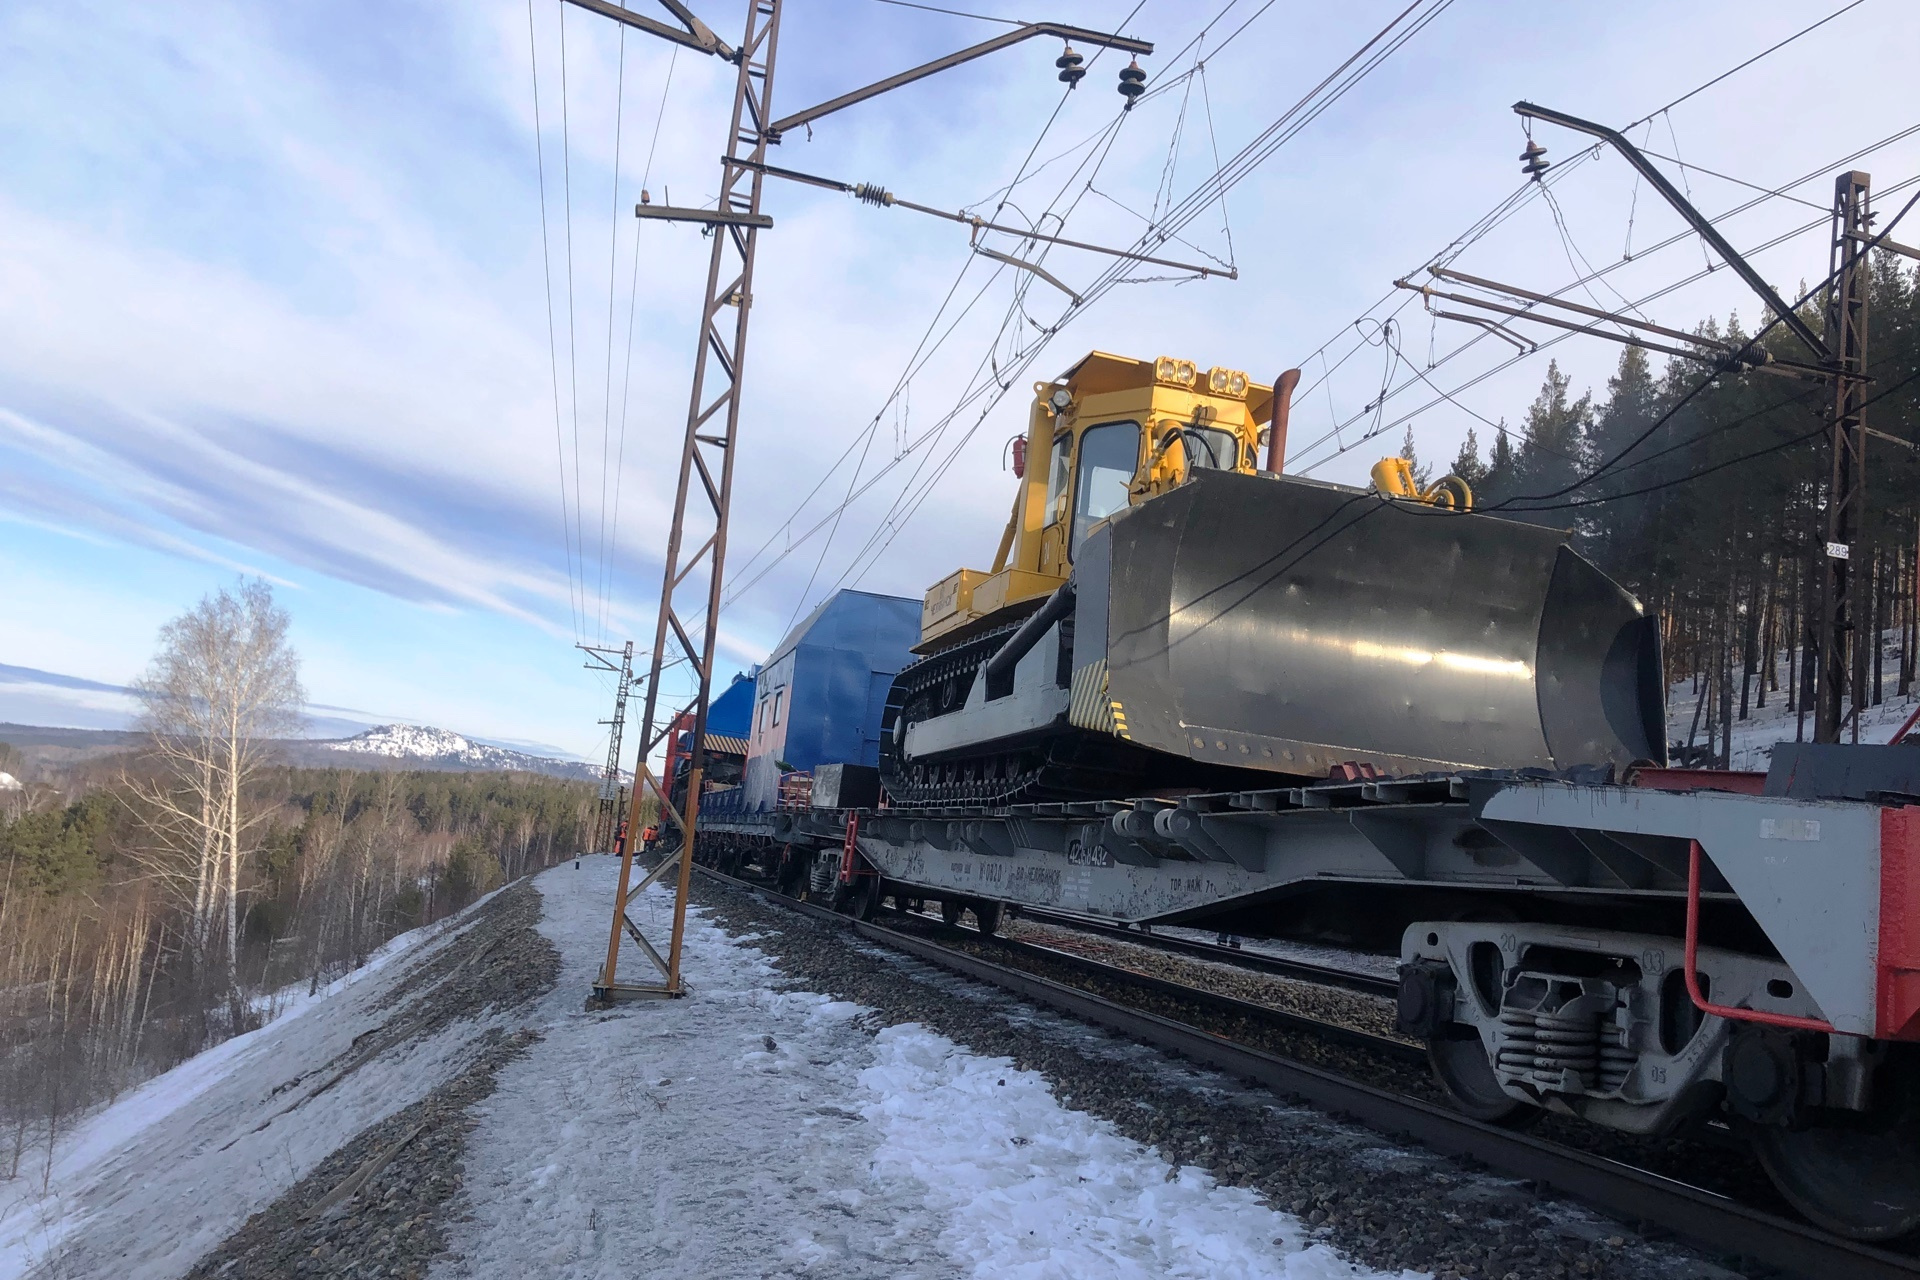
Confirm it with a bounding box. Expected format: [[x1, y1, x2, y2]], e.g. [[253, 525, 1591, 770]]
[[1514, 101, 1829, 362], [559, 0, 734, 60], [771, 23, 1152, 139]]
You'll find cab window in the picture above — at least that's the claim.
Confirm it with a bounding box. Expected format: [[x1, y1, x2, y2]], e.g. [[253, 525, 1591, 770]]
[[1071, 421, 1142, 557], [1045, 431, 1073, 525], [1184, 425, 1242, 472]]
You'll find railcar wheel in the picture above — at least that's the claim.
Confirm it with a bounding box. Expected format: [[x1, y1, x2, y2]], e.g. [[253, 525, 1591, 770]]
[[973, 901, 1004, 937], [775, 848, 807, 897], [1753, 1111, 1920, 1240], [1429, 1030, 1539, 1128], [940, 899, 965, 927], [852, 876, 884, 922]]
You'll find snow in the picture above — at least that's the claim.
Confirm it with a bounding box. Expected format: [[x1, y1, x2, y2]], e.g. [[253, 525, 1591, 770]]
[[0, 772, 21, 791], [4, 852, 1424, 1280], [322, 723, 604, 780], [861, 1025, 1410, 1279], [1667, 630, 1920, 772], [0, 902, 492, 1279], [437, 857, 1419, 1280]]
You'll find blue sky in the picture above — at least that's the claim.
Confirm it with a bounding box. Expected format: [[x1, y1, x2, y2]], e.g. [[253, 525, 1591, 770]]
[[2, 0, 1915, 761]]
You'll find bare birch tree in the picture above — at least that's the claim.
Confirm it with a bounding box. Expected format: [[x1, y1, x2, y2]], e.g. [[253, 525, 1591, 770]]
[[127, 580, 303, 990]]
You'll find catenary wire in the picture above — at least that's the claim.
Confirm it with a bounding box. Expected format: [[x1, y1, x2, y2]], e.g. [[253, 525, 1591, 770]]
[[558, 4, 586, 641], [606, 46, 680, 647], [1621, 0, 1869, 132], [594, 23, 628, 640], [527, 0, 583, 639], [833, 0, 1453, 591], [1286, 144, 1920, 476], [1288, 6, 1889, 470]]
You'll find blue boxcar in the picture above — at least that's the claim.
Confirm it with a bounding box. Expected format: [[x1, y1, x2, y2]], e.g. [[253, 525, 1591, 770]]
[[736, 589, 921, 812], [704, 669, 755, 751]]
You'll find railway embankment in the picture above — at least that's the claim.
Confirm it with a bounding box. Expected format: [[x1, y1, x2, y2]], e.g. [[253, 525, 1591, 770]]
[[8, 855, 1760, 1279]]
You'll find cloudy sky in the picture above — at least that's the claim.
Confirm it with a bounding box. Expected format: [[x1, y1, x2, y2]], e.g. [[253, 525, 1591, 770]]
[[2, 0, 1915, 761]]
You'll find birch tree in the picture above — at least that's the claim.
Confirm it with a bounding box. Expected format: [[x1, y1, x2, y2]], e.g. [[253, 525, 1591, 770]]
[[128, 580, 303, 988]]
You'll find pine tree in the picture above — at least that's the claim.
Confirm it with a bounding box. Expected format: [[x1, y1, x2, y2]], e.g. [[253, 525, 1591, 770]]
[[1398, 425, 1433, 489], [1450, 427, 1490, 493]]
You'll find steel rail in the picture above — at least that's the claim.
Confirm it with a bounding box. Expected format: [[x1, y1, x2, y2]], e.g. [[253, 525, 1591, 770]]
[[902, 912, 1422, 1062], [689, 863, 1920, 1280], [1014, 905, 1400, 998]]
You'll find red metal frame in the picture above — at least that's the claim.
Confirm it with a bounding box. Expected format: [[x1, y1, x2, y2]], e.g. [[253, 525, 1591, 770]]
[[1891, 701, 1920, 745], [839, 812, 865, 884], [1878, 808, 1920, 1039], [1685, 839, 1835, 1033]]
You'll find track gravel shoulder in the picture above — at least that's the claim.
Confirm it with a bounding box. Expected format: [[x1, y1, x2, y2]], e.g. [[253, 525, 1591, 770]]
[[695, 876, 1753, 1280], [182, 882, 562, 1280]]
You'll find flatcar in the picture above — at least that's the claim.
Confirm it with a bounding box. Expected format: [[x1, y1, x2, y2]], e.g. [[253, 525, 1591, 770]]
[[693, 349, 1920, 1241]]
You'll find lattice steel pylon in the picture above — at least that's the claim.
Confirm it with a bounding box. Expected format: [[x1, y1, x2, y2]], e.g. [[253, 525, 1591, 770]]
[[1817, 172, 1871, 745], [578, 641, 637, 853], [556, 1, 1154, 1002], [595, 0, 783, 1002]]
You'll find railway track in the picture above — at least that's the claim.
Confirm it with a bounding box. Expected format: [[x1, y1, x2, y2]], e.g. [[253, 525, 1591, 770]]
[[1012, 905, 1399, 998], [690, 862, 1920, 1280], [896, 906, 1420, 1064]]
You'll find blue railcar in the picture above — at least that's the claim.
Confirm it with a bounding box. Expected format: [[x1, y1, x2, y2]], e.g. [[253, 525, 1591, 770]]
[[734, 589, 920, 812], [703, 669, 755, 755]]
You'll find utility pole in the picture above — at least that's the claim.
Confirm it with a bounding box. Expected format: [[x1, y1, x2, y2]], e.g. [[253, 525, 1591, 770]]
[[578, 641, 638, 852], [1819, 173, 1871, 744], [556, 0, 1151, 1002], [1409, 103, 1903, 750]]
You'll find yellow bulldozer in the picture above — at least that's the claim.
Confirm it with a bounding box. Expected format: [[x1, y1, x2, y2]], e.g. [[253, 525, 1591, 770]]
[[879, 350, 1664, 806]]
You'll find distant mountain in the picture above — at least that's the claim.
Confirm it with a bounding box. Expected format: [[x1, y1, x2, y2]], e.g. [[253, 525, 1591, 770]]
[[319, 724, 609, 782]]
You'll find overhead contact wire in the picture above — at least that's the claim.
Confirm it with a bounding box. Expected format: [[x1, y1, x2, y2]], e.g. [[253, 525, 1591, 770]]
[[528, 0, 583, 639]]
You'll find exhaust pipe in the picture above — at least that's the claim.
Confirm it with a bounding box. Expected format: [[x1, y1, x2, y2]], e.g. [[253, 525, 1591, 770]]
[[1265, 368, 1302, 473], [984, 579, 1074, 699]]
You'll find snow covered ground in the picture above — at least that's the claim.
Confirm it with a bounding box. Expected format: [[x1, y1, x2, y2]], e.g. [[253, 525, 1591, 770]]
[[2, 856, 1424, 1279], [0, 901, 499, 1279], [437, 857, 1420, 1280], [1665, 634, 1920, 771]]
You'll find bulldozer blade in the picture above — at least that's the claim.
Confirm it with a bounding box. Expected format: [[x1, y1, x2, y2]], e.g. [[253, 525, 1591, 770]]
[[1071, 470, 1665, 779]]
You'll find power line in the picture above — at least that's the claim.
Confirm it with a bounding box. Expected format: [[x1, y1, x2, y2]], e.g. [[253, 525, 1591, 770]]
[[528, 0, 583, 639], [594, 23, 629, 641], [1637, 147, 1831, 214], [604, 45, 681, 646], [1286, 3, 1887, 476], [868, 0, 1022, 25], [1623, 0, 1869, 131], [558, 3, 586, 642], [1287, 147, 1920, 476], [837, 0, 1455, 592]]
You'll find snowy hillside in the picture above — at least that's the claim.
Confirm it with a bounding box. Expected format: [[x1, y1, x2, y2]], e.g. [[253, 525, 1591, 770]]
[[321, 724, 606, 781], [0, 863, 1430, 1280]]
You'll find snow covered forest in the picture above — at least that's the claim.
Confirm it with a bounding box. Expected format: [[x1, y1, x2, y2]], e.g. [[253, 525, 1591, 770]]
[[0, 585, 597, 1188], [1423, 249, 1920, 764]]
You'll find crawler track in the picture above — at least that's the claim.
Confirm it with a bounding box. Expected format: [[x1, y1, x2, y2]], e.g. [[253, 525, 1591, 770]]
[[692, 862, 1920, 1280]]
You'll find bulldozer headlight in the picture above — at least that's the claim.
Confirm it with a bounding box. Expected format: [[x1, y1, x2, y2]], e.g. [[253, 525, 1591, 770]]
[[1050, 386, 1072, 411], [1155, 356, 1198, 387], [1204, 366, 1249, 397]]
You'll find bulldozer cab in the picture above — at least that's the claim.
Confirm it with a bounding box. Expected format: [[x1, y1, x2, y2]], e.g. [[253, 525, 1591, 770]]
[[916, 351, 1274, 651]]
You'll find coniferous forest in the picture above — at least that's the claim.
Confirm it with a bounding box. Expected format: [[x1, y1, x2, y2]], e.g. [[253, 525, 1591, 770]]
[[0, 758, 595, 1181], [1422, 251, 1920, 765]]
